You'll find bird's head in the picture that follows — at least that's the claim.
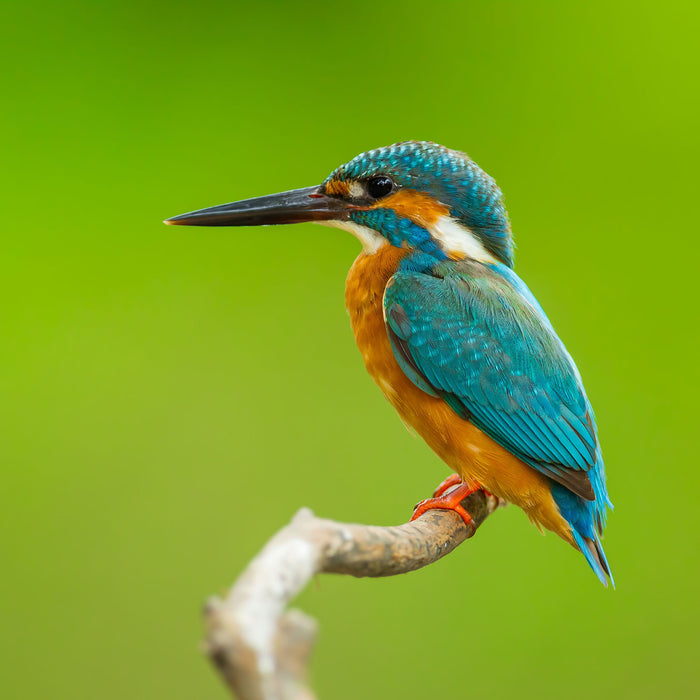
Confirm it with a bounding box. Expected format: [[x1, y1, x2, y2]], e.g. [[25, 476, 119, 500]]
[[166, 141, 513, 267]]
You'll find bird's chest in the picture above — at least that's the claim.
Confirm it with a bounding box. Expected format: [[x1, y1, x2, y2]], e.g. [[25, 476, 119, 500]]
[[344, 248, 423, 412], [344, 248, 482, 478]]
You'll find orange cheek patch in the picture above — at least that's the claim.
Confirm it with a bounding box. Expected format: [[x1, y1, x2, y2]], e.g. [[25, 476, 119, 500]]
[[324, 179, 350, 196], [371, 189, 450, 228]]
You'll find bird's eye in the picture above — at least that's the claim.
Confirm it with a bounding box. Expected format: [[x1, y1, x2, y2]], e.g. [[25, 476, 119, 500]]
[[366, 175, 394, 199]]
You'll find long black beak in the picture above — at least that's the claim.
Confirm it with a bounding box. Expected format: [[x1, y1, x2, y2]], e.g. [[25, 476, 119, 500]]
[[164, 185, 355, 227]]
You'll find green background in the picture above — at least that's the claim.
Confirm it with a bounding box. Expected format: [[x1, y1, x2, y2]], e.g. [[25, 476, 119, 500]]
[[2, 1, 698, 698]]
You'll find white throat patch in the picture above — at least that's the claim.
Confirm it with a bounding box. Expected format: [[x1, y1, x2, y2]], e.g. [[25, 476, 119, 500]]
[[319, 219, 388, 254]]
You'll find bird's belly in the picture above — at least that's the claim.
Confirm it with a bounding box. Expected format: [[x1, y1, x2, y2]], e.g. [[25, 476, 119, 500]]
[[345, 249, 571, 540]]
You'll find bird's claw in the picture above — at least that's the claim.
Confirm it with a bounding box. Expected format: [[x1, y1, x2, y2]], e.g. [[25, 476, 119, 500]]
[[431, 473, 462, 498], [411, 478, 484, 527]]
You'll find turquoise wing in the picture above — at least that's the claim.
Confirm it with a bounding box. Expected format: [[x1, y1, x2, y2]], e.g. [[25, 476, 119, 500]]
[[383, 261, 599, 501]]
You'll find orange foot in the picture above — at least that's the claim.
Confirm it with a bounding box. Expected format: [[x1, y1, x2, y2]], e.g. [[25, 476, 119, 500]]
[[411, 476, 483, 527]]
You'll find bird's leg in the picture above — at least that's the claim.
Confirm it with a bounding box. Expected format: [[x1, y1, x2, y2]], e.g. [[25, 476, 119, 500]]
[[411, 477, 483, 527]]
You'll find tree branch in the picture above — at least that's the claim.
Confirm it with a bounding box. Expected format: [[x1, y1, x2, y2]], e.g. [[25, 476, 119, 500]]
[[203, 488, 500, 700]]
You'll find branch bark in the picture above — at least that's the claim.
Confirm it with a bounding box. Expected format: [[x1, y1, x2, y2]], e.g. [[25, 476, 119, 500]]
[[203, 488, 500, 700]]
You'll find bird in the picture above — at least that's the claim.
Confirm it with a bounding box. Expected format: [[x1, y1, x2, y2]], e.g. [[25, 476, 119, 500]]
[[165, 141, 613, 586]]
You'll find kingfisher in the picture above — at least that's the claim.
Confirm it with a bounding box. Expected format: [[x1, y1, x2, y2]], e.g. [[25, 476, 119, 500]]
[[165, 141, 613, 585]]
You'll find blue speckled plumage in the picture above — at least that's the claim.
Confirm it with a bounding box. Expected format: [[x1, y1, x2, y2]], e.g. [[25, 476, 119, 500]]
[[351, 207, 448, 260]]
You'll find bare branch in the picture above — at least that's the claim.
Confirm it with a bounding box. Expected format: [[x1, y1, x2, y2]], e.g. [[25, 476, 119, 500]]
[[203, 489, 500, 700]]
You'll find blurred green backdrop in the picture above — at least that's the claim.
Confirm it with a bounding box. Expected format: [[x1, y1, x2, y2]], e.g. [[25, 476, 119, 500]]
[[2, 1, 698, 698]]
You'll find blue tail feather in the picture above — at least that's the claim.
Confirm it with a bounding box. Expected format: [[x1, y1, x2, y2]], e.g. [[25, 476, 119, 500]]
[[550, 461, 614, 587], [570, 528, 614, 587]]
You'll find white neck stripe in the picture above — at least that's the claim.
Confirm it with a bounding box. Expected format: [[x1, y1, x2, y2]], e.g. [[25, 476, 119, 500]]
[[429, 215, 497, 263]]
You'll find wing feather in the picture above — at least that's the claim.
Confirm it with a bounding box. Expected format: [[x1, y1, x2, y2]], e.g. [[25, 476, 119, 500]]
[[384, 262, 598, 501]]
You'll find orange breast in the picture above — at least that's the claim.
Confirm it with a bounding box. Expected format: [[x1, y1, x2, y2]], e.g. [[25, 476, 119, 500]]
[[344, 248, 574, 544]]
